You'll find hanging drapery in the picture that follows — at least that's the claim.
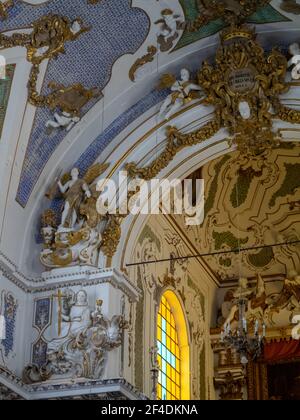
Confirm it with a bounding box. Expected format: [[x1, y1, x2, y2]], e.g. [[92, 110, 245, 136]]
[[264, 339, 300, 363]]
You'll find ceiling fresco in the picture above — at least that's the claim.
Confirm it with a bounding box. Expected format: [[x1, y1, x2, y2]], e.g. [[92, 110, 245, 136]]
[[172, 145, 300, 282]]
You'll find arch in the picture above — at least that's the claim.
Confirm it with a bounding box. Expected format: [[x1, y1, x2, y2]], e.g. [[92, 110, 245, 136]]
[[157, 290, 190, 400]]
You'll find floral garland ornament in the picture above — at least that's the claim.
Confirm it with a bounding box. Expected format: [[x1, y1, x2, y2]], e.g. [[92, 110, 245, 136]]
[[126, 24, 300, 179]]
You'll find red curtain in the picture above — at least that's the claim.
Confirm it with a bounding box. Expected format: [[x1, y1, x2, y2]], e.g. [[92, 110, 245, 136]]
[[264, 340, 300, 363]]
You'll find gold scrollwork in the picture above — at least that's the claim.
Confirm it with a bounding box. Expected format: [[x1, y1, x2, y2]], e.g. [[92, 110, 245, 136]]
[[125, 117, 221, 179], [126, 24, 300, 182], [0, 15, 98, 116], [186, 1, 272, 32], [129, 46, 157, 82]]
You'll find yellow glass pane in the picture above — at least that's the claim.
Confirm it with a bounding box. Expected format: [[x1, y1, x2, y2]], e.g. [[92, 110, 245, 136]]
[[167, 364, 170, 377], [157, 293, 184, 401], [157, 355, 161, 367], [157, 384, 162, 397], [166, 336, 170, 350], [157, 327, 162, 341], [171, 328, 175, 341]]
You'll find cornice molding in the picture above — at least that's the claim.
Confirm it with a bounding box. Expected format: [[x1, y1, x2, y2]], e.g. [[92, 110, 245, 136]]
[[0, 251, 141, 300], [0, 366, 146, 400]]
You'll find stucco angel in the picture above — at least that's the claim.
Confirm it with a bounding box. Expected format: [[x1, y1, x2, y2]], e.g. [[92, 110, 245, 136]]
[[47, 163, 109, 230], [288, 43, 300, 80], [45, 111, 80, 133], [158, 69, 203, 120]]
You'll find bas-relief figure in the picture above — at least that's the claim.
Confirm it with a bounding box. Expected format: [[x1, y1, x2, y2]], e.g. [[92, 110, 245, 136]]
[[155, 9, 183, 52], [159, 69, 203, 120], [220, 272, 300, 330], [40, 163, 109, 269], [23, 291, 128, 383], [45, 111, 80, 133]]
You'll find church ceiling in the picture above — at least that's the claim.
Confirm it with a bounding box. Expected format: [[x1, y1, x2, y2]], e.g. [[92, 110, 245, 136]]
[[172, 145, 300, 283], [0, 0, 299, 210]]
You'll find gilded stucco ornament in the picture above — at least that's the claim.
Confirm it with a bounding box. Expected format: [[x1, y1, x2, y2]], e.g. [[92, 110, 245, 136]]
[[129, 46, 157, 82], [219, 272, 300, 331], [23, 293, 128, 383], [41, 163, 109, 269], [280, 0, 300, 14], [126, 24, 300, 180], [187, 0, 272, 31], [158, 69, 204, 120], [0, 15, 98, 127], [129, 9, 184, 82], [0, 15, 89, 64], [0, 0, 13, 20]]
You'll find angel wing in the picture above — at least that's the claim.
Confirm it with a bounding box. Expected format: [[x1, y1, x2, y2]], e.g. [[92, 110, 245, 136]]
[[83, 162, 110, 185], [157, 73, 177, 90]]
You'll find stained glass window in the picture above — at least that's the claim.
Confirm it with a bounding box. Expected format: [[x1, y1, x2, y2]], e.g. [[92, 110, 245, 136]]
[[157, 295, 181, 400]]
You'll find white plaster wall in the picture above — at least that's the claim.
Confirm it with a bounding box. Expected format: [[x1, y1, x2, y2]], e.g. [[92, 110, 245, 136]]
[[0, 271, 32, 376]]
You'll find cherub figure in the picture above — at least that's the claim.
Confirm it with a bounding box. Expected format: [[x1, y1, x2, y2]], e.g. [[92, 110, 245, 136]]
[[288, 43, 300, 80], [158, 69, 203, 120], [155, 9, 183, 52], [45, 111, 80, 133]]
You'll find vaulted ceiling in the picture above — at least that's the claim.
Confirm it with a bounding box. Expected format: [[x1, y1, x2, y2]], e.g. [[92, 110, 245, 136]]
[[172, 145, 300, 283], [1, 0, 300, 277]]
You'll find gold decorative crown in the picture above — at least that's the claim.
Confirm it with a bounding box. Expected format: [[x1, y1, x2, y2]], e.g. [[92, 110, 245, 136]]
[[221, 25, 256, 43]]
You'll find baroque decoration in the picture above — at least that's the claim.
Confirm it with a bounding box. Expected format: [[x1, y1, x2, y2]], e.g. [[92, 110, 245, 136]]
[[219, 272, 300, 333], [129, 1, 278, 81], [0, 14, 99, 127], [23, 291, 128, 383], [186, 1, 273, 31], [41, 163, 109, 268], [126, 24, 300, 180], [0, 0, 13, 21]]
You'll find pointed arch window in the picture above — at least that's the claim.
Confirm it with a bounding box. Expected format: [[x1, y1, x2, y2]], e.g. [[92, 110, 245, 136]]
[[157, 291, 190, 400]]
